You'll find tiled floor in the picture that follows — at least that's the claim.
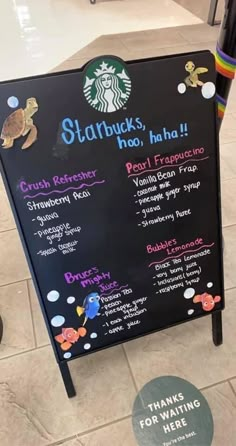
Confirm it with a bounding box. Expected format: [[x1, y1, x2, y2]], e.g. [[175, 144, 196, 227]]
[[1, 21, 236, 446], [52, 23, 220, 72], [174, 0, 224, 22], [0, 0, 201, 82]]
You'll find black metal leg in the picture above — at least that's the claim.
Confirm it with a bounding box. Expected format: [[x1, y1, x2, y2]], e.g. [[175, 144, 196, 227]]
[[59, 362, 76, 398], [207, 0, 218, 26], [0, 315, 3, 343], [212, 311, 223, 346]]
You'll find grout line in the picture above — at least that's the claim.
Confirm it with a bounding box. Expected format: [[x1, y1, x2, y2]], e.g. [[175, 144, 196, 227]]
[[26, 279, 37, 348], [179, 36, 218, 46], [200, 376, 236, 392], [224, 286, 236, 292], [222, 224, 236, 229], [47, 415, 132, 446], [228, 380, 236, 398], [69, 415, 132, 440], [220, 140, 236, 145], [221, 177, 236, 182], [221, 142, 236, 147], [222, 179, 236, 184], [0, 343, 49, 362], [0, 227, 16, 235], [121, 39, 217, 55], [0, 277, 31, 289], [47, 434, 80, 446], [122, 344, 139, 393]]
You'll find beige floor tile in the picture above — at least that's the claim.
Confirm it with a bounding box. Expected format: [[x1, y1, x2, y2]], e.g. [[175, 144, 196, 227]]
[[55, 418, 136, 446], [80, 418, 136, 446], [221, 179, 236, 227], [0, 383, 50, 446], [227, 83, 236, 114], [129, 42, 216, 60], [124, 47, 170, 61], [230, 378, 236, 393], [202, 382, 236, 446], [80, 419, 135, 446], [0, 345, 136, 445], [220, 113, 236, 145], [49, 438, 83, 446], [54, 41, 217, 73], [53, 51, 132, 73], [120, 27, 187, 52], [0, 229, 30, 286], [52, 58, 91, 73], [0, 176, 15, 232], [163, 41, 217, 54], [178, 23, 220, 44], [70, 36, 130, 60], [175, 0, 224, 21], [0, 281, 35, 359], [224, 225, 236, 289], [124, 288, 235, 390], [28, 280, 50, 347], [220, 142, 236, 181], [53, 27, 218, 72]]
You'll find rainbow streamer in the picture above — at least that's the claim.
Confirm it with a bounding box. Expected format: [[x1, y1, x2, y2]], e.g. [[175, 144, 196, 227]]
[[215, 44, 236, 79], [216, 94, 227, 119]]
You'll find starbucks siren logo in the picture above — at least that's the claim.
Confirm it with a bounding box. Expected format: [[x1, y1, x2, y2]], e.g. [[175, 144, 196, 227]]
[[83, 58, 131, 113]]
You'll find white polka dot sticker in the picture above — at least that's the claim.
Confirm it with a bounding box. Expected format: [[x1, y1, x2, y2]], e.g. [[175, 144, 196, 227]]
[[67, 296, 75, 304], [90, 332, 97, 339], [63, 352, 72, 359], [207, 282, 213, 288], [84, 343, 91, 350], [177, 83, 186, 94], [47, 290, 60, 302], [7, 96, 19, 108], [184, 288, 195, 299], [188, 309, 194, 316], [201, 82, 216, 99], [51, 315, 65, 327]]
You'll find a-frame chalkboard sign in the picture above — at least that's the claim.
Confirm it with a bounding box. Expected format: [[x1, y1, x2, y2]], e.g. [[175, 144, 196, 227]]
[[0, 51, 224, 397]]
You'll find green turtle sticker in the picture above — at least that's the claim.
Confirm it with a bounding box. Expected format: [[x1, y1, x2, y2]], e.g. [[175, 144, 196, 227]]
[[83, 57, 131, 113], [132, 376, 214, 446]]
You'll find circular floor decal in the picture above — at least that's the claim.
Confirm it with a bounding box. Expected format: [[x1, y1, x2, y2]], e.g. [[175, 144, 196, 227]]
[[132, 376, 213, 446]]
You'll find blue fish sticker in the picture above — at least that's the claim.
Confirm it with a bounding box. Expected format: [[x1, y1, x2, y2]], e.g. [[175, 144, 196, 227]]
[[76, 292, 100, 326]]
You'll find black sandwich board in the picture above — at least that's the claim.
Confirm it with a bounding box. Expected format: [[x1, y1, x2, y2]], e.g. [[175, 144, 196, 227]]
[[0, 52, 224, 397]]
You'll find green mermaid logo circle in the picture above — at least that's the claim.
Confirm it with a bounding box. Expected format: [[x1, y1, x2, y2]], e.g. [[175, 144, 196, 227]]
[[83, 58, 131, 113]]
